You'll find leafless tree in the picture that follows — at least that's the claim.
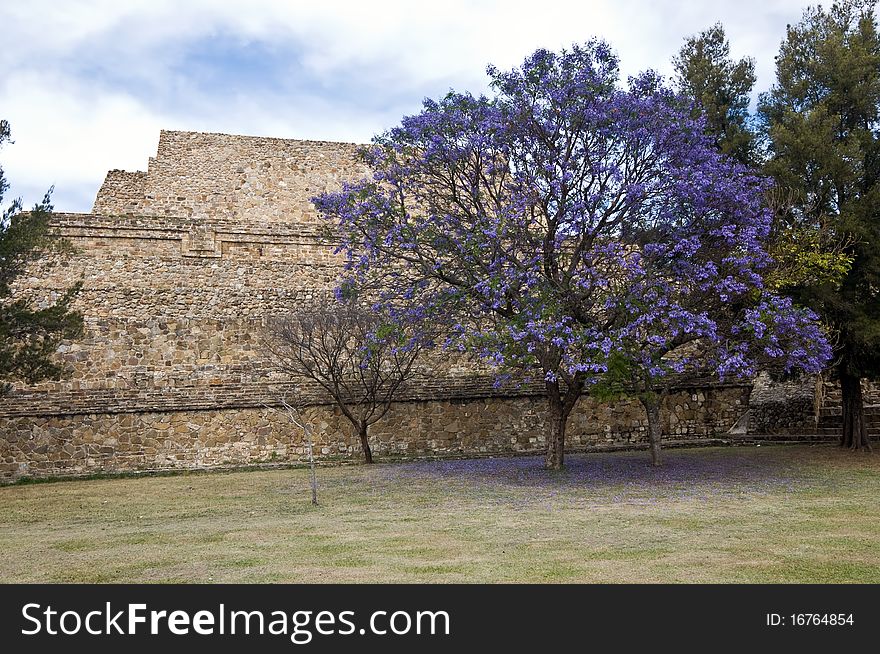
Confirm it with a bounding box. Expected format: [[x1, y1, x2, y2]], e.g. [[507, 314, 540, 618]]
[[265, 300, 427, 463]]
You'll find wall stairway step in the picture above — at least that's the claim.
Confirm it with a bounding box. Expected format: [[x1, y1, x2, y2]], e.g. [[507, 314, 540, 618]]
[[812, 426, 880, 437], [819, 417, 880, 429], [819, 404, 880, 418], [729, 433, 838, 445]]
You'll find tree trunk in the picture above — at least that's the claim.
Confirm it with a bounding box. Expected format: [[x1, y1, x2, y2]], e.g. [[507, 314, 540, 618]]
[[639, 394, 663, 466], [543, 377, 584, 470], [545, 394, 567, 470], [840, 371, 872, 452], [358, 423, 374, 463]]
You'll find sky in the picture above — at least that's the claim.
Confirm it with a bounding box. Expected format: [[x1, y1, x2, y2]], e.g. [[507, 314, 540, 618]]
[[1, 0, 816, 213]]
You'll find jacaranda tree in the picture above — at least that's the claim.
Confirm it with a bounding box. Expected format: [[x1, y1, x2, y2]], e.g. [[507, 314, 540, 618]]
[[314, 41, 830, 469]]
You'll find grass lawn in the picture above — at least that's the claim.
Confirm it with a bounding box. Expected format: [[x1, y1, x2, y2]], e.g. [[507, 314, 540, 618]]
[[1, 444, 878, 583]]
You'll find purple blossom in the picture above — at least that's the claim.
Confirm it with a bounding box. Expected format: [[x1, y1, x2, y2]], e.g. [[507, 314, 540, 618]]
[[312, 40, 831, 397]]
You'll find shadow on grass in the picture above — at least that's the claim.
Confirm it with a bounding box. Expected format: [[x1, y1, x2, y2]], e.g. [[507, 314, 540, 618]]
[[366, 446, 827, 500]]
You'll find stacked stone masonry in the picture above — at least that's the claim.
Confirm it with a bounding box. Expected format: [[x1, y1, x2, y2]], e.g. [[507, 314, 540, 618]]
[[0, 130, 824, 481], [3, 389, 750, 479]]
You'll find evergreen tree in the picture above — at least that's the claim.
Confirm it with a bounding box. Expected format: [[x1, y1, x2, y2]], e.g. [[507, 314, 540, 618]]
[[0, 120, 82, 395], [673, 23, 758, 166], [759, 0, 880, 450], [675, 24, 852, 293]]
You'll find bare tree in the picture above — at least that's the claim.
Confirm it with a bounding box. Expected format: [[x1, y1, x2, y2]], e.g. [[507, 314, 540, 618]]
[[265, 300, 426, 464]]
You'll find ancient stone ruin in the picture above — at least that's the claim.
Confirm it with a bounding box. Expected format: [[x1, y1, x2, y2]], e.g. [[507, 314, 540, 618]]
[[3, 130, 858, 482]]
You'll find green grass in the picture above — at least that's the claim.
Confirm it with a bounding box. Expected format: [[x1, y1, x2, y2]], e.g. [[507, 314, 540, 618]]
[[1, 444, 878, 583]]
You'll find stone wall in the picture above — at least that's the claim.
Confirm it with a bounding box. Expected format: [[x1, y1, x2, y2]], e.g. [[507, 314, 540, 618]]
[[748, 374, 880, 435], [92, 170, 147, 215], [748, 372, 820, 434], [91, 130, 367, 223], [0, 385, 749, 481], [8, 132, 364, 415], [820, 378, 880, 407]]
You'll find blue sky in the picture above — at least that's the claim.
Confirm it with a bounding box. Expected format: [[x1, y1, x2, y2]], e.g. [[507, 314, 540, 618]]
[[1, 0, 815, 213]]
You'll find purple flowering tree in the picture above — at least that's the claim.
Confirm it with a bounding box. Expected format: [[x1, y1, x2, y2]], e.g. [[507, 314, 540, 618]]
[[314, 41, 830, 469], [595, 275, 831, 466]]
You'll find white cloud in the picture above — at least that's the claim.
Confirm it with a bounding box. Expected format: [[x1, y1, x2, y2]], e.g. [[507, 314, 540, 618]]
[[0, 0, 812, 212], [0, 70, 392, 211], [0, 72, 165, 212]]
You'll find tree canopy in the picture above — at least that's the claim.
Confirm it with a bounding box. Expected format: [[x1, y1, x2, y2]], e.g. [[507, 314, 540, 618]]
[[266, 300, 426, 464], [314, 41, 830, 468], [673, 22, 758, 166]]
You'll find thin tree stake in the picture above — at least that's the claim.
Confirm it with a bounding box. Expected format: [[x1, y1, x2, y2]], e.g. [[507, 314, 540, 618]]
[[263, 399, 319, 506]]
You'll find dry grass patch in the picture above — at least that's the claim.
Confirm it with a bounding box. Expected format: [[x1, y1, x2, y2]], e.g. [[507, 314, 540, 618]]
[[1, 444, 878, 583]]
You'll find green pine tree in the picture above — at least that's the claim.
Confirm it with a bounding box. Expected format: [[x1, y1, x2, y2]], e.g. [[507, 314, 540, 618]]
[[0, 119, 83, 395], [759, 0, 880, 450], [673, 22, 758, 166]]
